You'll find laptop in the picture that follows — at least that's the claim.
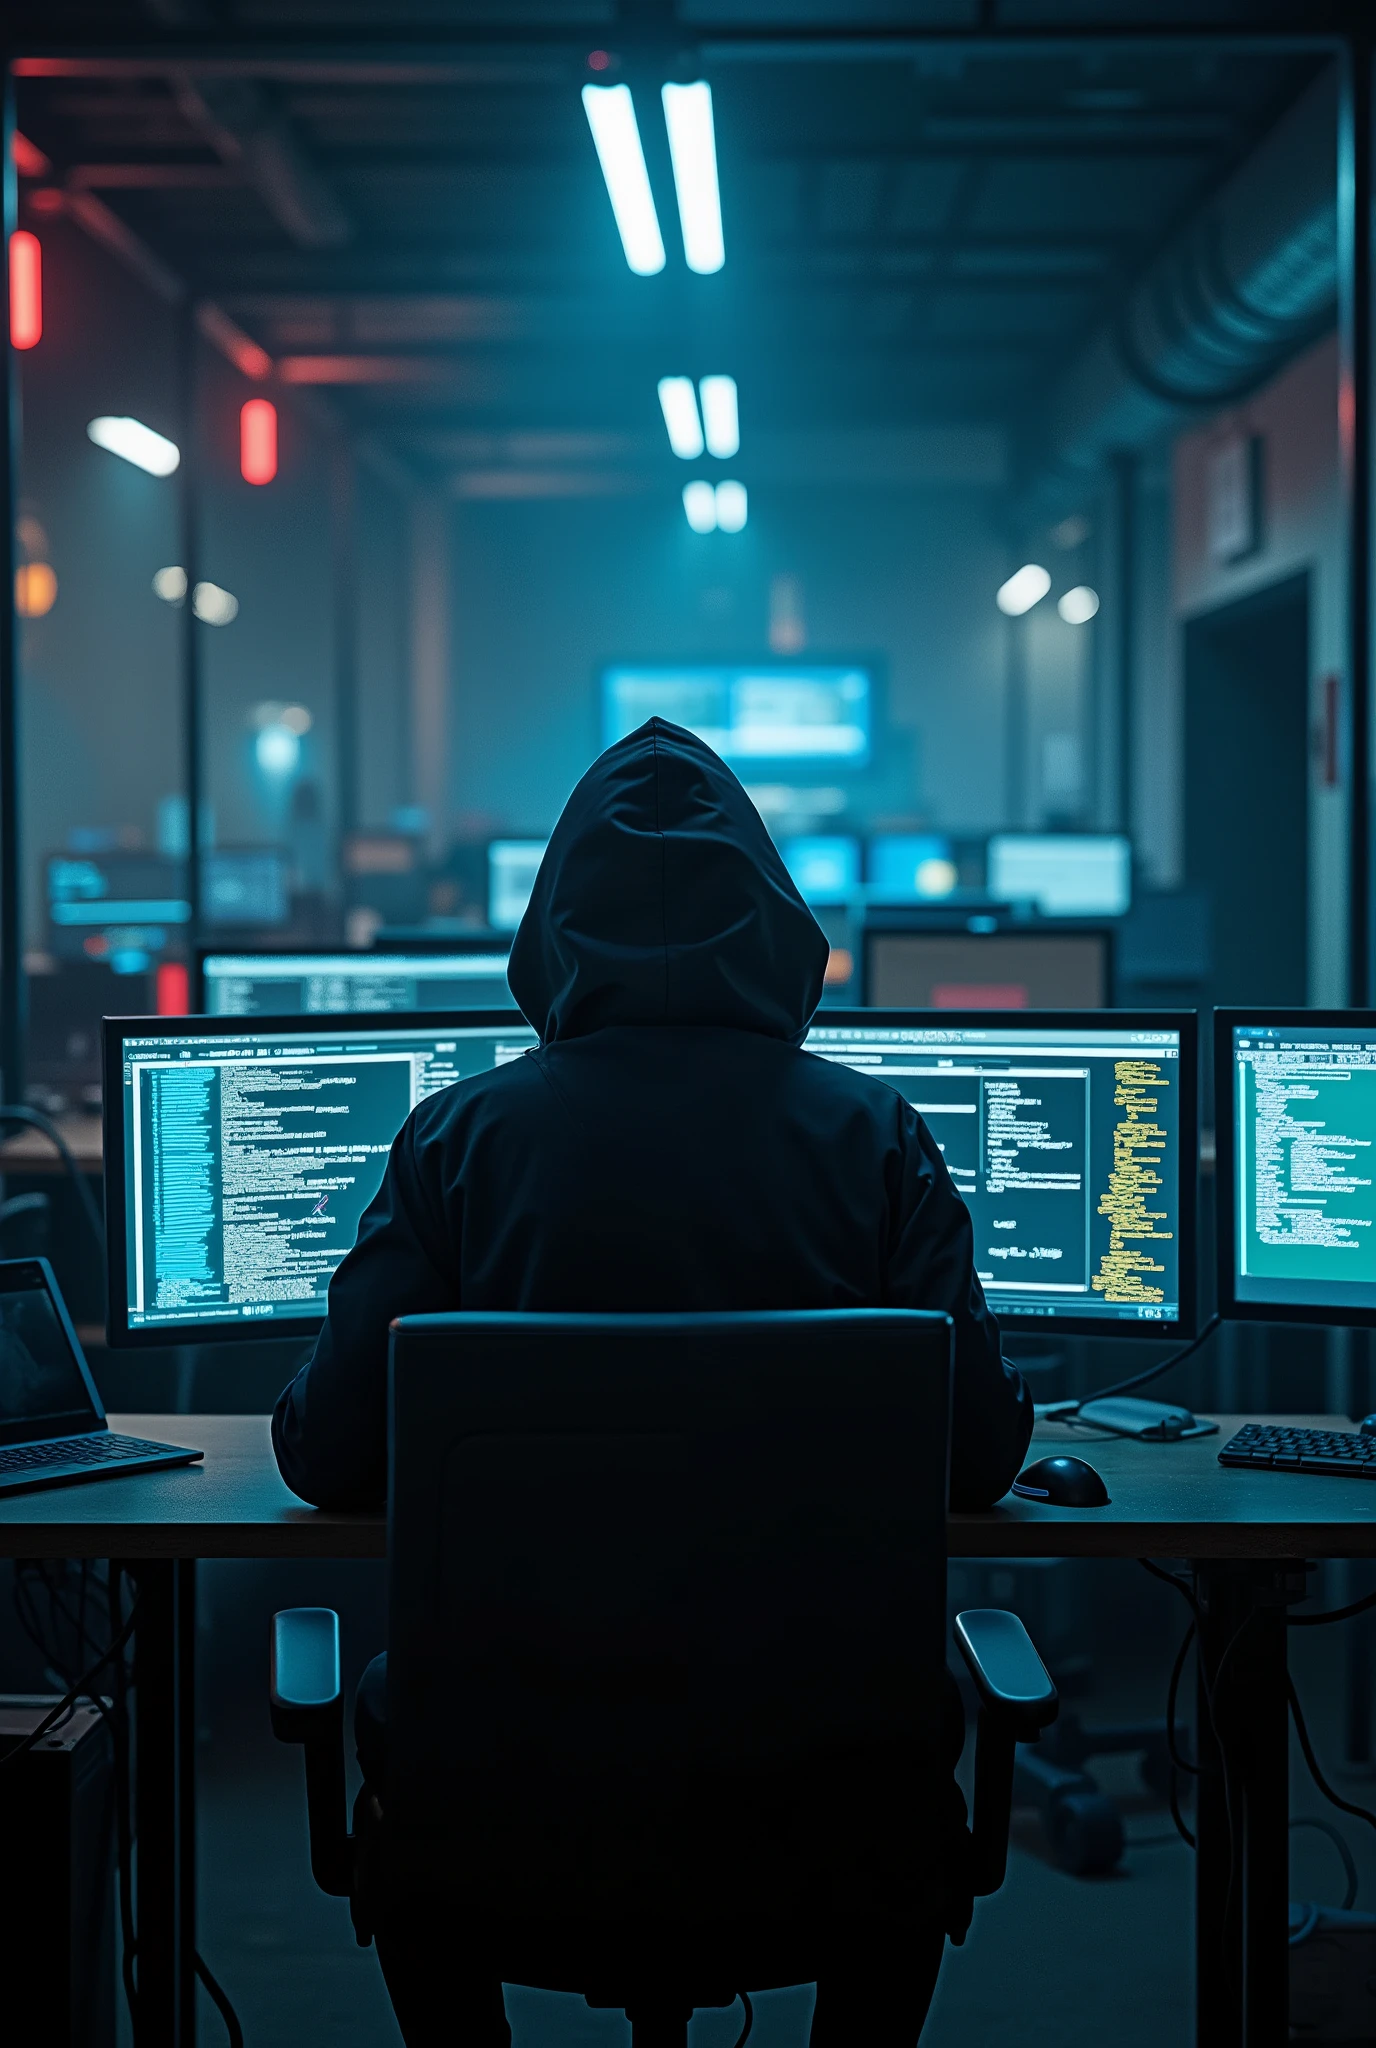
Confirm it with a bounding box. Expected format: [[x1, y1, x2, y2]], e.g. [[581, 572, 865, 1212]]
[[0, 1259, 201, 1497]]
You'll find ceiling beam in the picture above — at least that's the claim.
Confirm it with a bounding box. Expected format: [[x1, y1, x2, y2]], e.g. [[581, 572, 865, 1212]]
[[171, 71, 353, 247]]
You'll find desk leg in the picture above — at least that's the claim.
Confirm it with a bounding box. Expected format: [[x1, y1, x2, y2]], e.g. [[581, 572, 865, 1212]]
[[1193, 1561, 1293, 2048], [128, 1558, 197, 2048]]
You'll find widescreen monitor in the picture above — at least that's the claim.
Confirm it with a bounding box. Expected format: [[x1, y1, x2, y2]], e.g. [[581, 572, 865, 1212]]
[[864, 928, 1112, 1010], [867, 835, 957, 902], [781, 835, 861, 905], [986, 835, 1131, 919], [1217, 1010, 1376, 1326], [806, 1010, 1195, 1336], [103, 1011, 538, 1346], [602, 664, 871, 766], [47, 850, 190, 971], [488, 841, 548, 931], [196, 948, 515, 1016]]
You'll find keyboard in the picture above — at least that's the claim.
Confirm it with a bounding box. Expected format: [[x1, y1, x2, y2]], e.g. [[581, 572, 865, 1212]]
[[1219, 1423, 1376, 1477], [0, 1432, 201, 1496]]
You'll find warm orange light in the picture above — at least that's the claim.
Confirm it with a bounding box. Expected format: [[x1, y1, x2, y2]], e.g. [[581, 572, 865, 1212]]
[[9, 231, 41, 350], [240, 397, 277, 485], [15, 561, 56, 617]]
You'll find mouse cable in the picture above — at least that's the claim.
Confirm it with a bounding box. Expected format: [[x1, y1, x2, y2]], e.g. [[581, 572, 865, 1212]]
[[1288, 1674, 1376, 1847], [0, 1103, 106, 1269], [1035, 1313, 1222, 1420]]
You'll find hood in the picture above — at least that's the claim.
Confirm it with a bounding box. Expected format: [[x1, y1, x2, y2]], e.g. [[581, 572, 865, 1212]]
[[508, 718, 829, 1046]]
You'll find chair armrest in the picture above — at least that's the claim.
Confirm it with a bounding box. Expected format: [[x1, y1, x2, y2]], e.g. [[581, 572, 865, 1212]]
[[954, 1609, 1059, 1896], [270, 1608, 351, 1897], [955, 1609, 1058, 1738]]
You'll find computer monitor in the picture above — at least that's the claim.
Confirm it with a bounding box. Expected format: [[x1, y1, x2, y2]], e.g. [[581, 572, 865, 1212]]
[[202, 849, 289, 928], [195, 947, 515, 1016], [102, 1011, 539, 1346], [864, 926, 1112, 1009], [781, 835, 861, 905], [47, 850, 191, 971], [488, 841, 548, 932], [866, 835, 958, 903], [602, 663, 872, 767], [806, 1010, 1196, 1335], [1216, 1010, 1376, 1326], [986, 835, 1131, 918]]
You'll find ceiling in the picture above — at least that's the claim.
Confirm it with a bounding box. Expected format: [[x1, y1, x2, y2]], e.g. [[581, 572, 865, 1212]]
[[7, 2, 1340, 498]]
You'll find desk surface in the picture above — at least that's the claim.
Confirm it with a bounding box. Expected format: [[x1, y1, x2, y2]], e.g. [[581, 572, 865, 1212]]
[[0, 1115, 102, 1171], [3, 1414, 1376, 1561]]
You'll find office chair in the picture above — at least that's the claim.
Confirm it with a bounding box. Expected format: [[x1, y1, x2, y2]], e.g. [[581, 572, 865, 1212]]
[[270, 1311, 1057, 2047]]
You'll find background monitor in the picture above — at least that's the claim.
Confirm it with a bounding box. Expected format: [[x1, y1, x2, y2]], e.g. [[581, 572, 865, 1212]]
[[47, 850, 191, 971], [867, 834, 958, 902], [202, 849, 289, 928], [806, 1010, 1195, 1336], [602, 663, 871, 767], [864, 927, 1112, 1009], [103, 1011, 538, 1346], [488, 840, 548, 931], [986, 834, 1131, 918], [196, 948, 516, 1016], [781, 835, 861, 905], [1217, 1010, 1376, 1326]]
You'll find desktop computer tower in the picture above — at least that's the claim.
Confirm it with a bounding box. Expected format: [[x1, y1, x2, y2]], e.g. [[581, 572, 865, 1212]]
[[0, 1697, 115, 2048]]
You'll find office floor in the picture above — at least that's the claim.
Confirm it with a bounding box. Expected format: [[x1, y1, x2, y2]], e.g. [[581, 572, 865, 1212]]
[[94, 1560, 1373, 2047]]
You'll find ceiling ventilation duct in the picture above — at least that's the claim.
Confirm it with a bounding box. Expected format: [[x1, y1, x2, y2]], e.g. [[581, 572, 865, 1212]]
[[1026, 67, 1337, 508]]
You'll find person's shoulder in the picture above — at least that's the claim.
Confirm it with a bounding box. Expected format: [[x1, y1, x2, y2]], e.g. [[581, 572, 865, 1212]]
[[409, 1046, 547, 1144], [794, 1041, 907, 1116]]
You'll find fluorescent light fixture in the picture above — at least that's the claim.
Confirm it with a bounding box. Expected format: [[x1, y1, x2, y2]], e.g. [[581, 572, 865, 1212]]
[[657, 376, 704, 458], [192, 581, 239, 626], [683, 480, 717, 533], [87, 415, 180, 477], [1058, 584, 1101, 625], [714, 479, 747, 532], [996, 563, 1051, 617], [582, 84, 666, 276], [699, 375, 738, 458], [662, 81, 725, 275]]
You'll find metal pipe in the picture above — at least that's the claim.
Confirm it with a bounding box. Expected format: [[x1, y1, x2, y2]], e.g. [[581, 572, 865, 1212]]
[[0, 66, 24, 1101]]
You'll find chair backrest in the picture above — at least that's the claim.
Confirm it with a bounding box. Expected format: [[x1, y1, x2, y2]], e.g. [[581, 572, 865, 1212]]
[[384, 1310, 952, 1942]]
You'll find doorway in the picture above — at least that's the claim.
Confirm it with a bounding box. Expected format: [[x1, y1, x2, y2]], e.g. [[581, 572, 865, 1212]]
[[1182, 571, 1310, 1010]]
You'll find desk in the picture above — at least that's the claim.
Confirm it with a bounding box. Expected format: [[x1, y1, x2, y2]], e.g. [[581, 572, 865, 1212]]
[[1, 1413, 1369, 2048], [0, 1114, 102, 1173]]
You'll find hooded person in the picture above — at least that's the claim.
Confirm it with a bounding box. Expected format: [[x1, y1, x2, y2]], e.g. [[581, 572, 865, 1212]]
[[272, 716, 1030, 1511], [271, 718, 1032, 2048]]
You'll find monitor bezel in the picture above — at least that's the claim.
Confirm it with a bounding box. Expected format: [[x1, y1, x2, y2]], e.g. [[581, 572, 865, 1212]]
[[1215, 1007, 1376, 1328], [858, 921, 1117, 1007], [102, 1008, 536, 1349], [191, 941, 516, 1013], [811, 1006, 1198, 1340]]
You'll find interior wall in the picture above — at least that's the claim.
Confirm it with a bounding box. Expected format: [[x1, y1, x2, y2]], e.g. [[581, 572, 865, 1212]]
[[1169, 333, 1344, 1002], [447, 467, 1019, 841], [15, 215, 182, 948]]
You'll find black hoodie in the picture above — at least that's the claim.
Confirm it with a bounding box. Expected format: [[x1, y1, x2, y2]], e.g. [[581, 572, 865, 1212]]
[[272, 718, 1031, 1511]]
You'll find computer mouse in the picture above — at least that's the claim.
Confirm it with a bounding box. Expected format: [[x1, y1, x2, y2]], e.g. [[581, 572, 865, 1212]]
[[1011, 1455, 1111, 1508], [1361, 1416, 1376, 1439]]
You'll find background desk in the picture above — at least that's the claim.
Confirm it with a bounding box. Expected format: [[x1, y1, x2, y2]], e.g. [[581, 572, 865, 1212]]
[[2, 1414, 1371, 2048]]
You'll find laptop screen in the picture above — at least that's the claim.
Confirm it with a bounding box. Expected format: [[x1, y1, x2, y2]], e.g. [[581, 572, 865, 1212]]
[[0, 1261, 100, 1445]]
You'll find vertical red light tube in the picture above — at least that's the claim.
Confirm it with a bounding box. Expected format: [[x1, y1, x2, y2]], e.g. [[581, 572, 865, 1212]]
[[240, 397, 278, 485], [8, 231, 41, 350]]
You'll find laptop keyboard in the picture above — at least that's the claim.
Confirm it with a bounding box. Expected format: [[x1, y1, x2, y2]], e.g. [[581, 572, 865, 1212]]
[[0, 1433, 185, 1475], [1219, 1423, 1376, 1476]]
